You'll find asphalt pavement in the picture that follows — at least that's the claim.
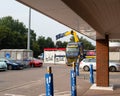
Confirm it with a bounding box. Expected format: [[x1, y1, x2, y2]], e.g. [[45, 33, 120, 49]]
[[76, 71, 120, 96], [0, 63, 120, 96]]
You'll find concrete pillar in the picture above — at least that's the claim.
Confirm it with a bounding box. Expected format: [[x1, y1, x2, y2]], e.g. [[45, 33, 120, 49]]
[[96, 35, 109, 87]]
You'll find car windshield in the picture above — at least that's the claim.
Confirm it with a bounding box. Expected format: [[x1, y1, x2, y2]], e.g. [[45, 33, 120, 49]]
[[83, 58, 96, 62], [7, 59, 16, 63], [0, 59, 4, 62]]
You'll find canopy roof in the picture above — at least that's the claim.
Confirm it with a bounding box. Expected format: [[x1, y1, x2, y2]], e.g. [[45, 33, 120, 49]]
[[17, 0, 120, 40]]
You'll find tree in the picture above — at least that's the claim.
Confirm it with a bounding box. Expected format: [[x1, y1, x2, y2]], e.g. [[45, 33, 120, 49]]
[[37, 36, 55, 55], [37, 36, 46, 54], [31, 41, 40, 57], [56, 41, 63, 48], [0, 16, 37, 50], [0, 16, 28, 35], [0, 16, 57, 57], [69, 36, 95, 50], [62, 41, 68, 47], [0, 26, 11, 49], [46, 37, 54, 48], [56, 41, 67, 48], [0, 16, 95, 57], [79, 37, 95, 50], [0, 16, 40, 57], [0, 16, 28, 49]]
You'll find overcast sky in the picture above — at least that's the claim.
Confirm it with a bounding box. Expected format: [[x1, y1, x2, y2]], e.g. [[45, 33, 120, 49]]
[[0, 0, 95, 45]]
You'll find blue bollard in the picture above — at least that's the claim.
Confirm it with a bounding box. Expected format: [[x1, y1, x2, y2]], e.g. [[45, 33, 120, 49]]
[[90, 64, 94, 84], [45, 66, 54, 96], [76, 62, 79, 76], [71, 63, 77, 96]]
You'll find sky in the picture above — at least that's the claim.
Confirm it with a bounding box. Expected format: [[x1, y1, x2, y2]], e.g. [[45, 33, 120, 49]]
[[0, 0, 95, 45]]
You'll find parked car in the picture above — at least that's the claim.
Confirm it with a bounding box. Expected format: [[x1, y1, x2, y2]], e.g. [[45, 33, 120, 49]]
[[29, 58, 43, 67], [0, 60, 7, 71], [80, 58, 120, 72], [38, 53, 44, 60], [16, 60, 30, 68], [0, 58, 24, 70]]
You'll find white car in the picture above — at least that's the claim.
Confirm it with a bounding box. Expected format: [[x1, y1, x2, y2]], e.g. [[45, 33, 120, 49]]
[[0, 61, 7, 71], [38, 53, 44, 60], [80, 58, 120, 72]]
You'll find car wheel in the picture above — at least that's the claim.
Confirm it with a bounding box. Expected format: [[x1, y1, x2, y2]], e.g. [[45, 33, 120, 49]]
[[83, 66, 90, 71], [8, 65, 12, 70], [109, 66, 116, 72]]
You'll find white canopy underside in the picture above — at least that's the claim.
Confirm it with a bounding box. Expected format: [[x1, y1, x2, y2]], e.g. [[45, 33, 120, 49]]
[[17, 0, 120, 40]]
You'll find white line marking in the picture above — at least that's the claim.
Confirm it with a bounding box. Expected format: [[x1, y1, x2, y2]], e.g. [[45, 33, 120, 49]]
[[39, 91, 71, 96], [5, 93, 25, 96]]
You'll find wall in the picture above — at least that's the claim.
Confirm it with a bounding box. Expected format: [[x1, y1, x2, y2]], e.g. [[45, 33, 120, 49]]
[[0, 49, 33, 60], [44, 48, 66, 64], [109, 52, 120, 62]]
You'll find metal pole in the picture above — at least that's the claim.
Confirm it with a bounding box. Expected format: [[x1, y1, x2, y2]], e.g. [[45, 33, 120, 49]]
[[45, 66, 54, 96], [90, 64, 94, 84], [71, 62, 77, 96], [27, 7, 31, 50], [76, 59, 80, 76]]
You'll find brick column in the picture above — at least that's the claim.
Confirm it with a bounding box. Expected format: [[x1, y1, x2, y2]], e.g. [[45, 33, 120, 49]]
[[96, 35, 109, 87]]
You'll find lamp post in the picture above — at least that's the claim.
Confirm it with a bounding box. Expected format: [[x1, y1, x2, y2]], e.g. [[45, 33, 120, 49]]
[[27, 7, 31, 50]]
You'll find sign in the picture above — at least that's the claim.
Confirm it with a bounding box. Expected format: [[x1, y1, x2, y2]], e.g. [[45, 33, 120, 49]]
[[70, 70, 76, 96], [44, 51, 54, 63], [44, 48, 66, 64], [54, 50, 66, 64], [56, 33, 64, 40], [45, 73, 54, 96], [5, 53, 11, 58]]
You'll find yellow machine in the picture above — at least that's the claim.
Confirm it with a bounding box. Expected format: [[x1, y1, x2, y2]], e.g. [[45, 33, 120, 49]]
[[64, 30, 79, 42], [56, 30, 84, 66]]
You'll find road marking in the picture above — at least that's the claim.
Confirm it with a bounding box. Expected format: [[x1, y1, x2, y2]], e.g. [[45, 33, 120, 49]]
[[0, 78, 44, 92], [39, 90, 71, 96], [5, 93, 25, 96]]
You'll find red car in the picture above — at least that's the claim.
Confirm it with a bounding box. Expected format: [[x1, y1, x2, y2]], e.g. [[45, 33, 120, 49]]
[[29, 58, 43, 67]]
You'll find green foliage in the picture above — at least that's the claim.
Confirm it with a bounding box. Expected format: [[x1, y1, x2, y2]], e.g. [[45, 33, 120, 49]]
[[0, 16, 95, 57], [46, 37, 55, 48], [0, 16, 28, 49], [0, 16, 27, 34], [68, 36, 95, 50], [0, 16, 56, 57], [79, 37, 95, 50], [37, 36, 55, 55], [31, 41, 40, 57], [56, 41, 67, 48]]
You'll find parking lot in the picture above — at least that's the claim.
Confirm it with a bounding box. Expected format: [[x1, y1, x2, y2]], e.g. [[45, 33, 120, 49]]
[[0, 63, 120, 96]]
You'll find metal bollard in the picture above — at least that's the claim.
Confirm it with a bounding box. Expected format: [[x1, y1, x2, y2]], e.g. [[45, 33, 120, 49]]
[[76, 62, 79, 76], [71, 63, 77, 96], [90, 64, 94, 84], [76, 58, 80, 76], [45, 66, 54, 96]]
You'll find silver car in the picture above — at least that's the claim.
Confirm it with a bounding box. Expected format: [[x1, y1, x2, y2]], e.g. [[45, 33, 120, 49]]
[[80, 58, 120, 72], [0, 60, 7, 71]]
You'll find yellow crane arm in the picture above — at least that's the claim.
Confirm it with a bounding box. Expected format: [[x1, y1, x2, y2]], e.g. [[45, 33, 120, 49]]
[[64, 30, 79, 42]]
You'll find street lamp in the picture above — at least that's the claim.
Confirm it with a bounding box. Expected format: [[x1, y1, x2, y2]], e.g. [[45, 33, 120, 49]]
[[27, 7, 31, 50]]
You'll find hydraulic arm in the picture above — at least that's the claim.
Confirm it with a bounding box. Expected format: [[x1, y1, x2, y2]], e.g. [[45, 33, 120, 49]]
[[56, 30, 84, 66], [56, 30, 79, 42]]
